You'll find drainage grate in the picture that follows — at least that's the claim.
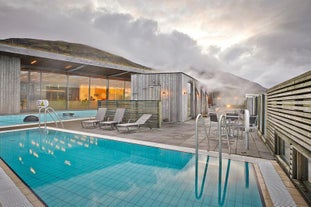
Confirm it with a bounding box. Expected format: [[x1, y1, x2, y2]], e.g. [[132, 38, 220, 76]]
[[0, 167, 32, 207], [259, 161, 296, 207]]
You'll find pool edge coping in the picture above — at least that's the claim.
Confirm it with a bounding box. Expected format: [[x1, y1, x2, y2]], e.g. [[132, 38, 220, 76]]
[[0, 127, 308, 206], [0, 159, 45, 207]]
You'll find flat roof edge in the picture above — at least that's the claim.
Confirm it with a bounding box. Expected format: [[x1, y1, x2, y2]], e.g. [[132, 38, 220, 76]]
[[0, 44, 152, 74]]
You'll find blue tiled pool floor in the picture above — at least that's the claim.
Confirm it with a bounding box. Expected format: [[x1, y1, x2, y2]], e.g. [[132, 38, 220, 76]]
[[0, 128, 263, 207]]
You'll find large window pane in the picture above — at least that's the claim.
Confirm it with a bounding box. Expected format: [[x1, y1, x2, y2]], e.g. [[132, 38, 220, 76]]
[[42, 73, 67, 110], [20, 71, 28, 112], [280, 140, 290, 164], [109, 79, 125, 100], [68, 76, 89, 110], [28, 71, 41, 111], [124, 81, 131, 100], [90, 78, 107, 109]]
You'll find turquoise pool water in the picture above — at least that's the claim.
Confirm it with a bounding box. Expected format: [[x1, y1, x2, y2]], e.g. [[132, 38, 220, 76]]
[[0, 110, 96, 127], [0, 129, 263, 207]]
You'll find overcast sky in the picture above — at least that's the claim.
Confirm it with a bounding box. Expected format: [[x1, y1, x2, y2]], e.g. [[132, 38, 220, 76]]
[[0, 0, 310, 88]]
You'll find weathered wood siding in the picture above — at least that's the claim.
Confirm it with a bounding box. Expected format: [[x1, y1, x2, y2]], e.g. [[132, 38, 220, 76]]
[[131, 73, 182, 122], [266, 70, 311, 158], [181, 74, 196, 121], [0, 55, 20, 114], [131, 72, 208, 123]]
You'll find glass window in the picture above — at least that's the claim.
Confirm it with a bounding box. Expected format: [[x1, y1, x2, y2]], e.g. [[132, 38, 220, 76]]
[[41, 73, 67, 110], [108, 79, 125, 100], [20, 71, 29, 112], [280, 139, 290, 164], [28, 71, 41, 111], [68, 76, 90, 110], [124, 81, 131, 100], [90, 78, 107, 109]]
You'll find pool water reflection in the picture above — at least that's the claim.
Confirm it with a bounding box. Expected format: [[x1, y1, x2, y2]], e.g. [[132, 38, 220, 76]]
[[0, 128, 263, 206]]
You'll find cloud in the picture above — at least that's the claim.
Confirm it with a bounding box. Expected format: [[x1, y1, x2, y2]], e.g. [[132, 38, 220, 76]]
[[207, 0, 311, 87], [0, 0, 310, 89]]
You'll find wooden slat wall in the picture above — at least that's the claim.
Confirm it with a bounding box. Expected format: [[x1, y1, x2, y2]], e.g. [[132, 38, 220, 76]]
[[132, 73, 182, 122], [131, 72, 208, 122], [0, 55, 21, 114], [266, 70, 311, 157], [98, 100, 161, 128]]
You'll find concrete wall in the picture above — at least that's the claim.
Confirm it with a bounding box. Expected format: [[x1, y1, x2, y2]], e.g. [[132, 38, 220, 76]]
[[0, 55, 20, 114]]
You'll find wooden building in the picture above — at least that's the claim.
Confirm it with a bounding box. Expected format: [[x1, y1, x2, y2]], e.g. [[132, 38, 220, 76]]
[[257, 70, 311, 203], [0, 41, 151, 114], [131, 72, 209, 122]]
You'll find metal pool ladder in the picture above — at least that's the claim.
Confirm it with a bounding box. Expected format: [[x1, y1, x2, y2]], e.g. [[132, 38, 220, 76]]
[[195, 114, 210, 155], [194, 114, 210, 199], [194, 113, 232, 202], [38, 106, 64, 129], [218, 114, 231, 158], [195, 113, 230, 160]]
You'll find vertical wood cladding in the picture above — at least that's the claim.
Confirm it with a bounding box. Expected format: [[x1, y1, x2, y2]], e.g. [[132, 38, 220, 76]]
[[0, 55, 21, 114], [131, 73, 208, 122]]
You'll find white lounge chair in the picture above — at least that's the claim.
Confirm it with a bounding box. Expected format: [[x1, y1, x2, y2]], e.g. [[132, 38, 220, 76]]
[[81, 108, 107, 128], [116, 114, 152, 132], [99, 108, 125, 129]]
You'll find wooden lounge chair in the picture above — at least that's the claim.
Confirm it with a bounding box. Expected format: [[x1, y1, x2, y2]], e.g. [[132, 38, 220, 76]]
[[99, 108, 125, 129], [81, 108, 107, 128], [116, 114, 152, 132]]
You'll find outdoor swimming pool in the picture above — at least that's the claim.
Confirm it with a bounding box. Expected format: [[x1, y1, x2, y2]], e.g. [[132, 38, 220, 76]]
[[0, 128, 263, 206], [0, 110, 96, 127]]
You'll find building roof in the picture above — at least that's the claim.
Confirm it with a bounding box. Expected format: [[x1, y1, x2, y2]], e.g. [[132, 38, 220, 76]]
[[0, 38, 152, 80]]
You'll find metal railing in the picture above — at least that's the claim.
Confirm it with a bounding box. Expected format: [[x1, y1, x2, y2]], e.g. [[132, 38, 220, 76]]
[[218, 114, 231, 159], [38, 107, 64, 129], [195, 114, 210, 155], [194, 113, 233, 202], [194, 114, 210, 199]]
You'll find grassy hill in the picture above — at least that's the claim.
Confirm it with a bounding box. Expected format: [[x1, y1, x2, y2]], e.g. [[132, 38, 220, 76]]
[[0, 38, 151, 70]]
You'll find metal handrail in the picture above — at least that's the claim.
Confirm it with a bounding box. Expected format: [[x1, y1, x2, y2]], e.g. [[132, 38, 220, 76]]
[[217, 114, 231, 205], [195, 155, 209, 199], [47, 107, 64, 128], [194, 114, 210, 199], [195, 114, 210, 155], [218, 114, 230, 159], [218, 159, 231, 205], [38, 107, 64, 129]]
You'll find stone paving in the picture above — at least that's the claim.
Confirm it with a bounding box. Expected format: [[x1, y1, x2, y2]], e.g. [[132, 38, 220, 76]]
[[60, 118, 309, 206], [62, 118, 275, 160], [1, 118, 309, 207]]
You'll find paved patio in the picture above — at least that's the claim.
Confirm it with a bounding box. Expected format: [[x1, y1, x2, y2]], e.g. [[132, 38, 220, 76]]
[[62, 118, 275, 160], [1, 118, 309, 207]]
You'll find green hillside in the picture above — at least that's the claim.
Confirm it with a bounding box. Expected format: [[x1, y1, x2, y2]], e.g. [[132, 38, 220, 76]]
[[0, 38, 151, 70]]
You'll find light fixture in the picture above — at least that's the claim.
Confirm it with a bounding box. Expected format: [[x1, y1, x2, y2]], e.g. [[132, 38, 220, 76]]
[[183, 91, 187, 95], [162, 91, 166, 95], [30, 60, 37, 64], [65, 65, 72, 69]]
